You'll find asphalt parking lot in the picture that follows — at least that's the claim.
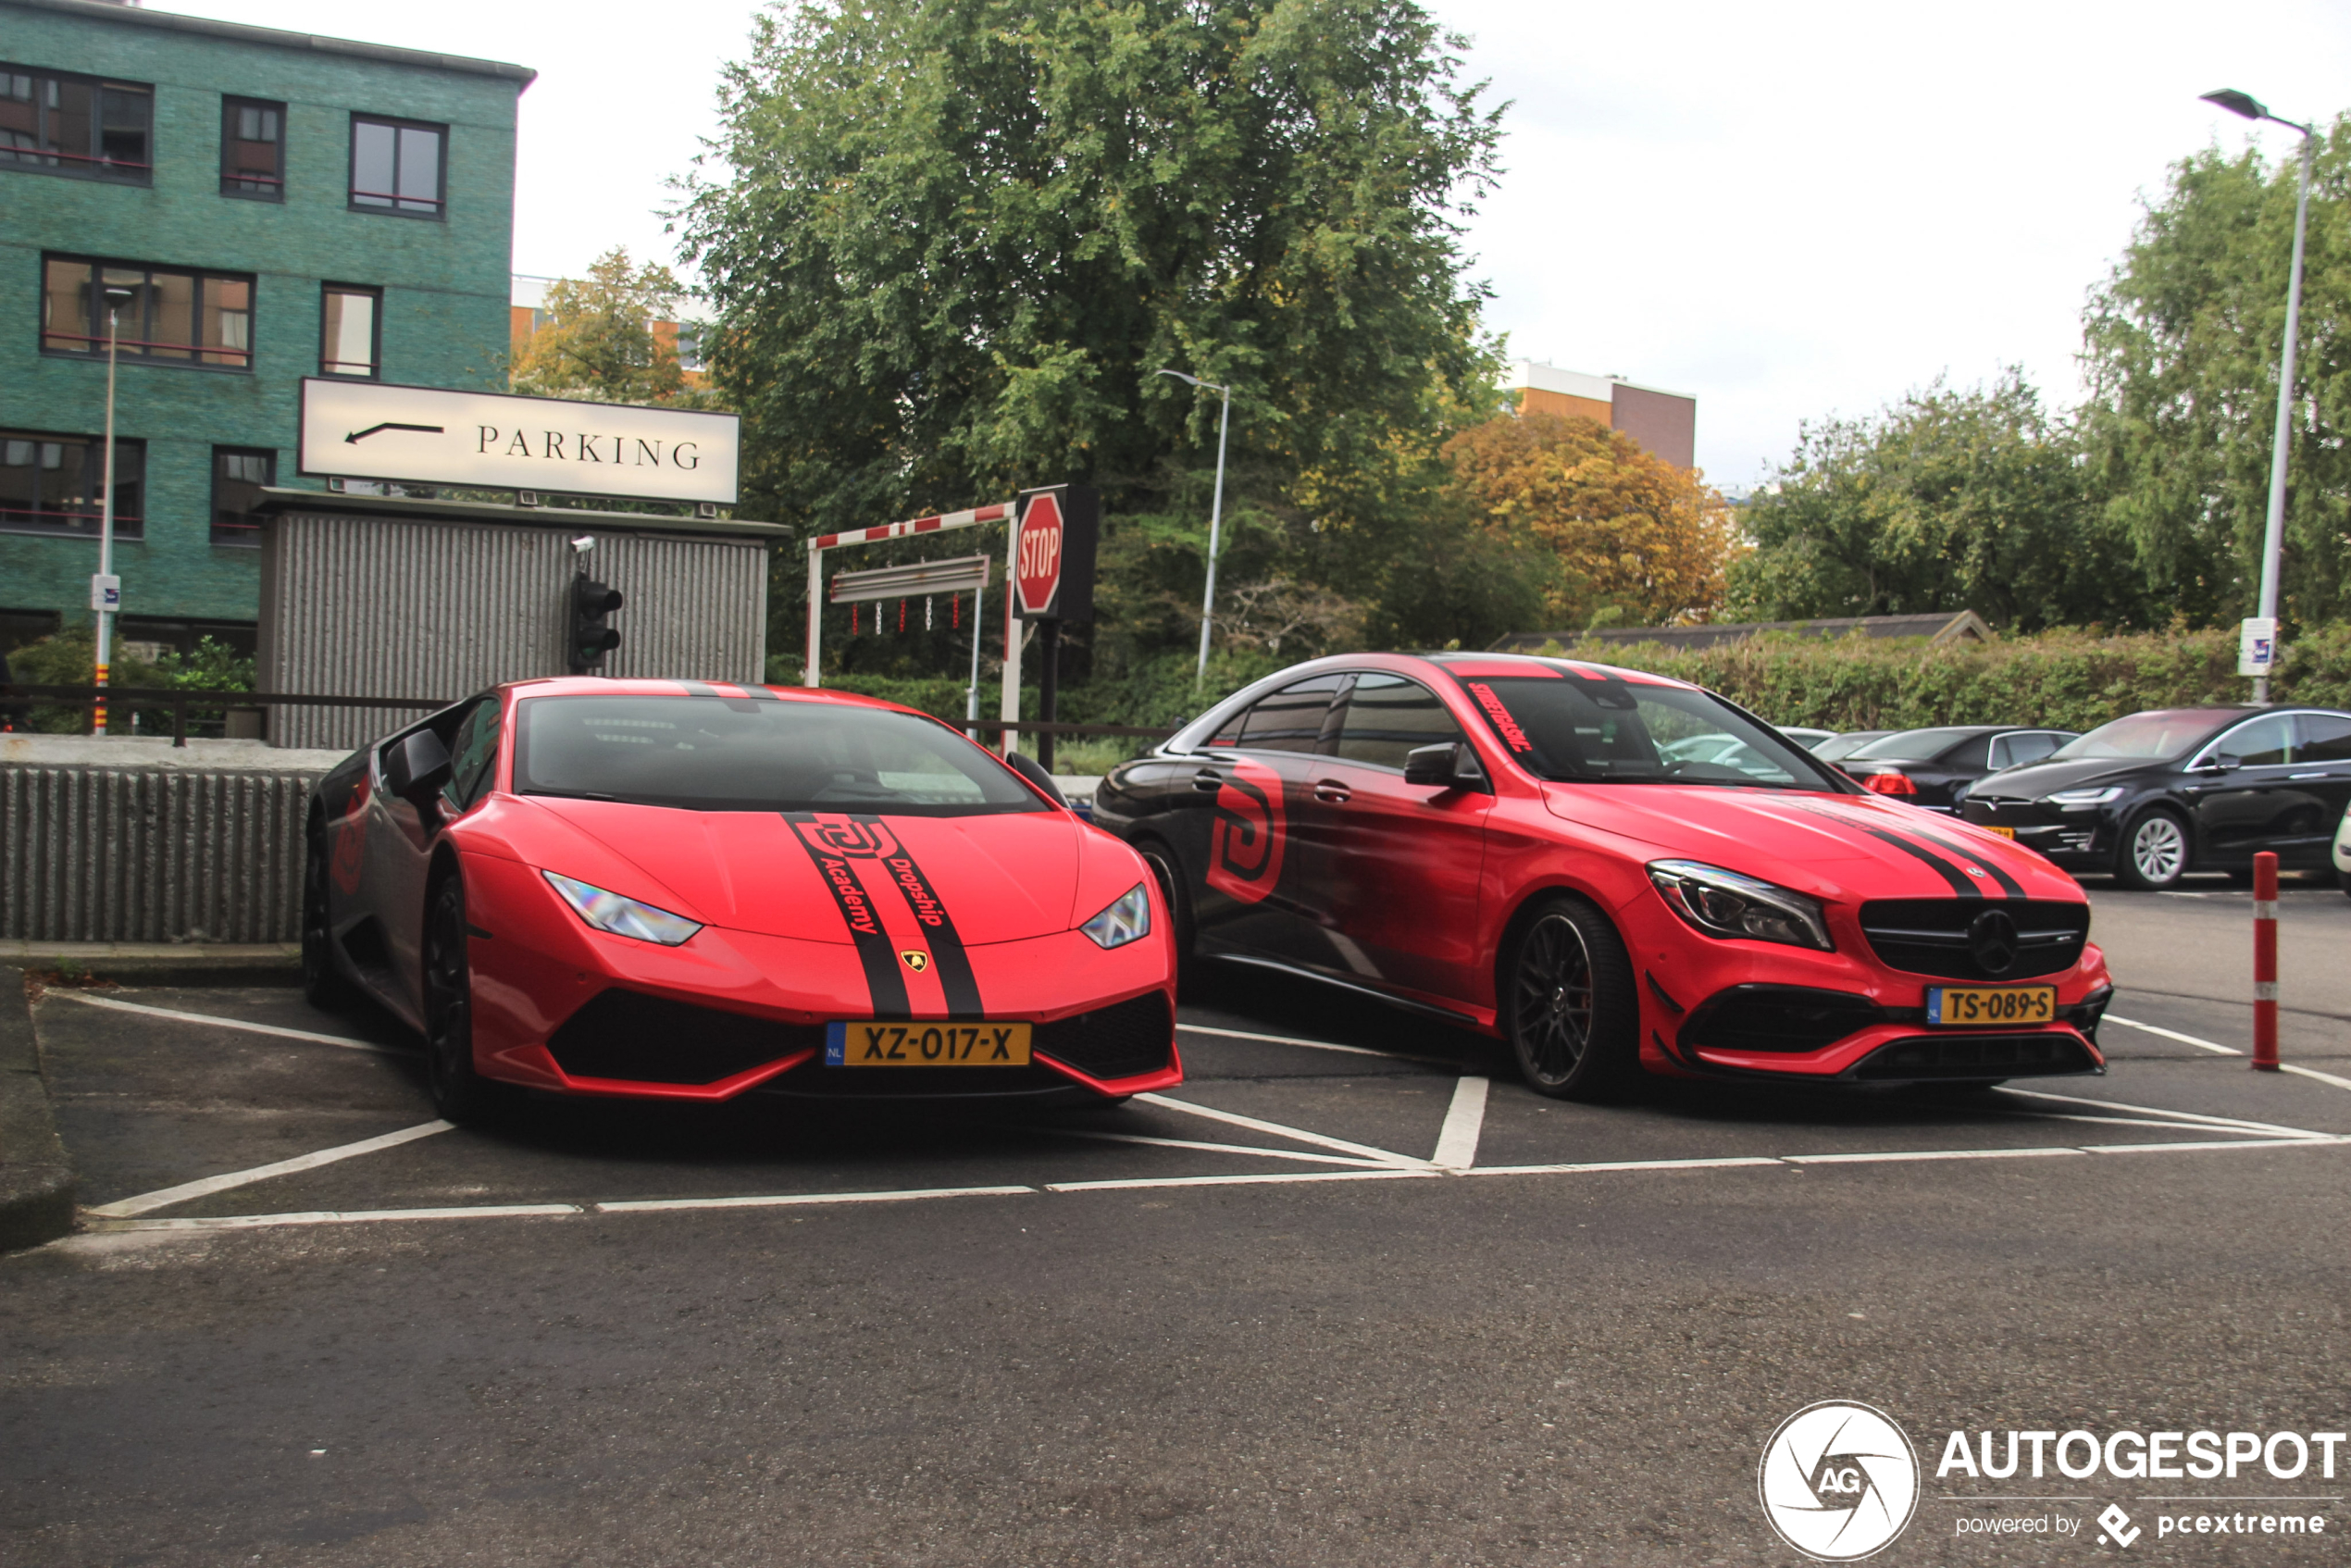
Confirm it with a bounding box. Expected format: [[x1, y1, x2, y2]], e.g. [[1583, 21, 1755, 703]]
[[6, 877, 2349, 1566]]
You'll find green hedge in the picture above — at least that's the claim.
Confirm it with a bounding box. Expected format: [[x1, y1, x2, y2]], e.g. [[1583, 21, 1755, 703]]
[[1535, 625, 2351, 732]]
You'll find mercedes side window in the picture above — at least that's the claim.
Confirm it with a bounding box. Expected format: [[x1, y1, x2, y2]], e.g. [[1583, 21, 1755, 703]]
[[2295, 713, 2351, 764], [442, 698, 501, 812], [1334, 674, 1464, 769], [1234, 675, 1341, 753], [2208, 713, 2295, 768]]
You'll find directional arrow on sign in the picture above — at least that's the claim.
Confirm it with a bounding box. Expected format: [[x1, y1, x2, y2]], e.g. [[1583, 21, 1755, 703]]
[[344, 422, 445, 443]]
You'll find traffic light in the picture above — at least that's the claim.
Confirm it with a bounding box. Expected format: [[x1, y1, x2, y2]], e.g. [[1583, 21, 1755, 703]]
[[569, 578, 624, 672]]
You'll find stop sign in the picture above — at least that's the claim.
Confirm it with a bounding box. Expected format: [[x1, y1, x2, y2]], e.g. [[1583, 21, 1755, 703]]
[[1014, 491, 1065, 615]]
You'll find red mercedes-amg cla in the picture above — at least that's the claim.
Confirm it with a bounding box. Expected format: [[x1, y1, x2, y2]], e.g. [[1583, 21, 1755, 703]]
[[1092, 653, 2110, 1098]]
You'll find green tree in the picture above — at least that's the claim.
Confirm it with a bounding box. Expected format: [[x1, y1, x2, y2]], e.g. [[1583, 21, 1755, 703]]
[[1443, 411, 1737, 630], [511, 248, 718, 407], [2080, 120, 2351, 628], [679, 0, 1509, 673], [1726, 372, 2136, 632]]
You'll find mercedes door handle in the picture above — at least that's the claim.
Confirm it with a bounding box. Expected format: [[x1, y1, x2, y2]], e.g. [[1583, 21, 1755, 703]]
[[1313, 780, 1352, 804], [1191, 769, 1225, 793]]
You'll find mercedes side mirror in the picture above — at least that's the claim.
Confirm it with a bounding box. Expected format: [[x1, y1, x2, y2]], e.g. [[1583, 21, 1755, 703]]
[[1405, 741, 1486, 790], [383, 728, 454, 810]]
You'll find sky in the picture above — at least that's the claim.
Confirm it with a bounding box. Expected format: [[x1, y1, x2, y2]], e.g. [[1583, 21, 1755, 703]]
[[165, 0, 2351, 487]]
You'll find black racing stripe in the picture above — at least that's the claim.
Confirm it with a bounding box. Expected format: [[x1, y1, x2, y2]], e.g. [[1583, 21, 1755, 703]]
[[678, 681, 722, 697], [1781, 799, 1982, 898], [1857, 825, 1980, 897], [858, 814, 985, 1015], [737, 683, 782, 702], [782, 813, 909, 1014], [1905, 825, 2027, 898]]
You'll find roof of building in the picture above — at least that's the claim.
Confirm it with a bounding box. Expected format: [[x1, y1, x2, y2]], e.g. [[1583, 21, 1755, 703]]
[[1489, 609, 1996, 654], [250, 487, 789, 540], [1505, 359, 1696, 405], [5, 0, 537, 86]]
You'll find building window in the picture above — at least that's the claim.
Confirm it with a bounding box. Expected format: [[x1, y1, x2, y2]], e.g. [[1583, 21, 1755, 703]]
[[211, 448, 274, 548], [42, 256, 255, 370], [0, 431, 144, 539], [0, 67, 151, 183], [220, 96, 284, 198], [320, 285, 380, 377], [349, 115, 443, 217]]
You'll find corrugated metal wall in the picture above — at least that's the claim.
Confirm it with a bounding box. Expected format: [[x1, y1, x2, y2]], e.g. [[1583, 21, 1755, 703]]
[[0, 765, 321, 942], [261, 509, 769, 750]]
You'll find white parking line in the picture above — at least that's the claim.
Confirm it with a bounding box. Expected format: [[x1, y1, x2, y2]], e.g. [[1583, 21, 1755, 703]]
[[1019, 1127, 1402, 1168], [84, 1121, 454, 1218], [90, 1202, 578, 1233], [2107, 1014, 2242, 1055], [1176, 1023, 1462, 1067], [56, 992, 408, 1056], [598, 1186, 1033, 1213], [1785, 1147, 2087, 1165], [2281, 1063, 2351, 1092], [1997, 1110, 2308, 1139], [1432, 1076, 1488, 1170], [1136, 1092, 1433, 1167], [1045, 1169, 1438, 1194], [2086, 1139, 2344, 1155], [1469, 1156, 1785, 1177], [2001, 1088, 2324, 1139], [60, 1136, 2350, 1239]]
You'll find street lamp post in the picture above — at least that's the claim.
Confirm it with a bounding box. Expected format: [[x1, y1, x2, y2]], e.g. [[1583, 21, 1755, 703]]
[[93, 281, 136, 737], [2202, 88, 2315, 705], [1151, 367, 1231, 686]]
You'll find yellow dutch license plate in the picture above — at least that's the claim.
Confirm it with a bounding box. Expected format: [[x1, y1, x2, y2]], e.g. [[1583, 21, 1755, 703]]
[[825, 1020, 1032, 1066], [1926, 986, 2056, 1027], [1984, 826, 2018, 840]]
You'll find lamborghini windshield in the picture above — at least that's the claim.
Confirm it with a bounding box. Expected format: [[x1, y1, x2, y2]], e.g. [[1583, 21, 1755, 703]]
[[1452, 674, 1845, 790], [514, 694, 1047, 815]]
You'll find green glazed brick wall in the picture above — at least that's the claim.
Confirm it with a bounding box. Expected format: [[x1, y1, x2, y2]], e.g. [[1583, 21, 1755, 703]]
[[0, 0, 525, 632]]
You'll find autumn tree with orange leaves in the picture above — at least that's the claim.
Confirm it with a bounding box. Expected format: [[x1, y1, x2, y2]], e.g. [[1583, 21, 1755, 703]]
[[1442, 411, 1739, 631]]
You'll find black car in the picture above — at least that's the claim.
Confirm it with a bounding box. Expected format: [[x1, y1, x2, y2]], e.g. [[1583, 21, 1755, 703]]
[[1836, 725, 2078, 813], [1808, 729, 1892, 763], [1961, 706, 2351, 890]]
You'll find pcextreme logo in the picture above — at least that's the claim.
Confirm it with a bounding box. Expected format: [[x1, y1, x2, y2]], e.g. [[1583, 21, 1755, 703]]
[[1760, 1400, 1922, 1561]]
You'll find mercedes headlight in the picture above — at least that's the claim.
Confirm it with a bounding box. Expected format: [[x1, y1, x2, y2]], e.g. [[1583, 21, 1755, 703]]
[[1648, 861, 1833, 952], [2044, 786, 2124, 811], [542, 870, 703, 946], [1079, 883, 1151, 950]]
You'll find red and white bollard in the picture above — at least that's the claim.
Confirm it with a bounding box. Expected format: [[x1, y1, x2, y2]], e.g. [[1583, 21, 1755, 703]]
[[2252, 851, 2280, 1072]]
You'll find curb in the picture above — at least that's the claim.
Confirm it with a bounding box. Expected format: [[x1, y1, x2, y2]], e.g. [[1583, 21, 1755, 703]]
[[0, 944, 302, 989], [0, 966, 76, 1252]]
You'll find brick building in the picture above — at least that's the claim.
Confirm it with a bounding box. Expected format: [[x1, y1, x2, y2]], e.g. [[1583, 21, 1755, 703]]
[[1506, 359, 1698, 470], [0, 0, 530, 657]]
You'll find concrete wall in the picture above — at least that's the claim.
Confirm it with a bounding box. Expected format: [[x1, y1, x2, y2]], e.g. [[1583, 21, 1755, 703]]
[[0, 761, 317, 942], [0, 0, 527, 633], [258, 504, 772, 750]]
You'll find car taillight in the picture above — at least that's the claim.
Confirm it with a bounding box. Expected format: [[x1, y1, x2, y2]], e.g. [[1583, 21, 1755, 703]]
[[1861, 771, 1917, 797]]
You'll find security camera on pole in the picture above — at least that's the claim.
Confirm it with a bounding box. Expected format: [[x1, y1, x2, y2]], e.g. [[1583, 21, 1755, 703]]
[[1001, 485, 1099, 769]]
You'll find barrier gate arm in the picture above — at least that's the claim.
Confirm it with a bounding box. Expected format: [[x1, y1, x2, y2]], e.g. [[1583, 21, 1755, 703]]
[[802, 503, 1015, 690]]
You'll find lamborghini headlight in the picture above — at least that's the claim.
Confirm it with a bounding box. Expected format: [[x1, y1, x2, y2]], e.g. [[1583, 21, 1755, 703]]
[[1647, 860, 1833, 952], [1079, 882, 1152, 950], [542, 870, 703, 946]]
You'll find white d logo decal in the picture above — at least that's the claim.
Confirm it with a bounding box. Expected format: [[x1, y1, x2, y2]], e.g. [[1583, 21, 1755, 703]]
[[1758, 1400, 1920, 1561]]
